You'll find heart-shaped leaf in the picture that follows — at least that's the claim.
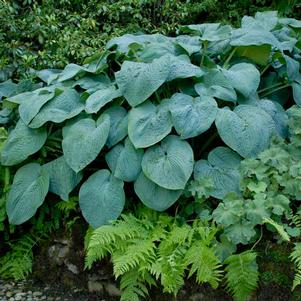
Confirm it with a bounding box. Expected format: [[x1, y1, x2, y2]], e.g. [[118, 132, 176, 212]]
[[1, 120, 47, 166], [6, 163, 49, 225], [134, 172, 182, 211], [142, 135, 194, 190], [43, 156, 83, 201], [62, 115, 110, 172], [79, 169, 125, 228], [128, 101, 172, 148]]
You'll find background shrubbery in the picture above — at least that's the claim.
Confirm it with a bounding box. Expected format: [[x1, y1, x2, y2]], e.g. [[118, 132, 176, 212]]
[[0, 0, 300, 79]]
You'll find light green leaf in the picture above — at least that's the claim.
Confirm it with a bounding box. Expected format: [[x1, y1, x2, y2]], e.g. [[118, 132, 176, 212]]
[[85, 86, 122, 114], [104, 106, 128, 148], [6, 163, 49, 225], [62, 115, 110, 172], [134, 172, 182, 211], [79, 169, 125, 228], [29, 88, 84, 128], [142, 135, 194, 190], [43, 156, 83, 201], [128, 101, 172, 148], [105, 138, 143, 182], [224, 220, 256, 244], [215, 105, 275, 158], [1, 120, 47, 166], [169, 93, 217, 138], [236, 45, 271, 66]]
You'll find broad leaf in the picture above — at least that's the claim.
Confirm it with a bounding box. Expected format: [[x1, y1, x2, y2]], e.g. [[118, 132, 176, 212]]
[[105, 138, 143, 182], [79, 169, 125, 228], [6, 163, 49, 225], [169, 93, 217, 138], [194, 147, 242, 199], [29, 88, 84, 128], [134, 172, 182, 211], [215, 105, 275, 158], [62, 115, 110, 172], [142, 135, 194, 190], [43, 156, 83, 201], [128, 101, 172, 148], [1, 120, 47, 166]]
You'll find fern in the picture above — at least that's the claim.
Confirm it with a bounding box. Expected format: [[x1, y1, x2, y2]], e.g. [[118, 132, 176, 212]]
[[290, 243, 301, 290], [224, 251, 259, 301], [263, 217, 290, 242]]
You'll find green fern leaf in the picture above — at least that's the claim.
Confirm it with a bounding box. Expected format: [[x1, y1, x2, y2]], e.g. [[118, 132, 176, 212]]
[[290, 243, 301, 290]]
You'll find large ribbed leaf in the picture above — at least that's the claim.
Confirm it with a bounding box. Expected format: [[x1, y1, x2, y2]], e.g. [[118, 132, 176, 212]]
[[169, 93, 217, 138], [79, 169, 125, 228], [85, 85, 122, 114], [62, 115, 110, 172], [1, 120, 47, 166], [19, 90, 55, 125], [6, 163, 49, 225], [43, 156, 83, 201], [105, 138, 143, 182], [104, 107, 128, 148], [194, 147, 242, 199], [134, 172, 182, 211], [223, 63, 260, 98], [128, 101, 172, 148], [29, 88, 84, 128], [292, 82, 301, 107], [215, 105, 275, 158], [115, 56, 170, 107], [142, 135, 194, 190]]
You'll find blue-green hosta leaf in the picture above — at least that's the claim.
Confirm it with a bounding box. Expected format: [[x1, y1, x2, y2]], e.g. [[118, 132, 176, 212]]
[[115, 56, 170, 107], [1, 120, 47, 166], [105, 138, 143, 182], [142, 135, 194, 190], [29, 88, 84, 128], [134, 172, 182, 211], [255, 99, 288, 138], [215, 105, 275, 158], [35, 69, 61, 84], [174, 36, 202, 56], [223, 63, 260, 98], [195, 69, 237, 102], [6, 163, 49, 225], [19, 90, 55, 125], [79, 169, 125, 228], [62, 115, 110, 172], [128, 101, 172, 148], [194, 147, 242, 199], [116, 55, 203, 107], [0, 80, 18, 98], [73, 75, 111, 93], [241, 11, 278, 31], [279, 18, 301, 28], [104, 106, 128, 148], [181, 23, 232, 41], [292, 82, 301, 107], [85, 85, 122, 114], [284, 55, 299, 82], [43, 156, 83, 201], [168, 93, 217, 139]]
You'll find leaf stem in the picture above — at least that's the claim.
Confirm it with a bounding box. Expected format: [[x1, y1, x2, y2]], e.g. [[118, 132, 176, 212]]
[[198, 131, 219, 157], [251, 226, 263, 251], [260, 84, 290, 98], [201, 41, 208, 66], [223, 47, 237, 69], [260, 64, 270, 76], [257, 82, 283, 94]]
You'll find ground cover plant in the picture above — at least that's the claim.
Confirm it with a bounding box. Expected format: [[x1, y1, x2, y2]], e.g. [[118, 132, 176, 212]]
[[1, 10, 301, 301]]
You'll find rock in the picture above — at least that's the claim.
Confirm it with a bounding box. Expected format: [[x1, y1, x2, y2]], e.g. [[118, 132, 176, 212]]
[[33, 291, 43, 297], [8, 297, 14, 301], [88, 280, 104, 293], [190, 293, 205, 301], [15, 295, 22, 301], [65, 262, 79, 275], [6, 292, 13, 298], [105, 283, 121, 297]]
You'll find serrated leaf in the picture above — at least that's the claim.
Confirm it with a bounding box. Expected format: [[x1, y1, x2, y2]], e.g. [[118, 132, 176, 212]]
[[142, 135, 194, 190], [134, 172, 182, 211], [62, 115, 110, 172], [43, 156, 83, 201], [224, 220, 256, 244], [168, 93, 217, 139], [215, 105, 275, 158], [1, 120, 47, 166], [128, 101, 172, 148], [105, 138, 143, 182], [79, 169, 125, 228], [6, 163, 49, 225]]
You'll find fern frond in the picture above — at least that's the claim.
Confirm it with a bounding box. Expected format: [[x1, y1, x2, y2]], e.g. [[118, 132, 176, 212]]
[[113, 239, 156, 278], [263, 217, 290, 241], [225, 251, 259, 301], [184, 241, 222, 289], [290, 243, 301, 290]]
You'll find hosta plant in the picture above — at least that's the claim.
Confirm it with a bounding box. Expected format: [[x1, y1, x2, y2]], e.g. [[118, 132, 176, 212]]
[[0, 11, 301, 229]]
